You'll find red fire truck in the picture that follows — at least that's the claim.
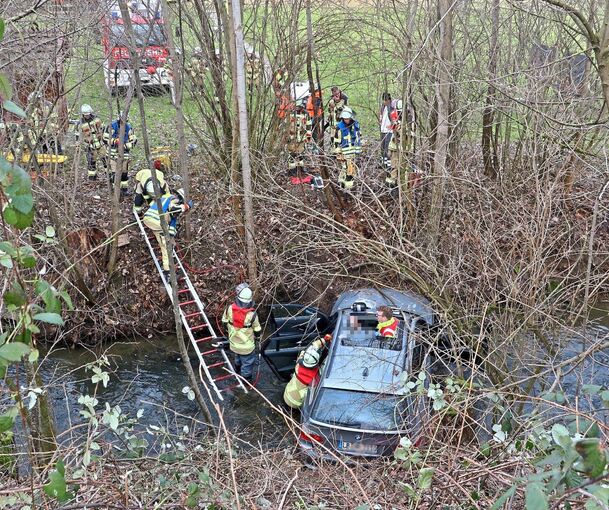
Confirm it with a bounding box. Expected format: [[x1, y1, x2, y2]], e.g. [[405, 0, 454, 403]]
[[102, 1, 174, 98]]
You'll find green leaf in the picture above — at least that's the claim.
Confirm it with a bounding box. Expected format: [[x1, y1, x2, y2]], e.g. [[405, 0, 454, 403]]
[[0, 342, 30, 362], [600, 390, 609, 406], [2, 100, 26, 119], [28, 349, 39, 363], [3, 283, 26, 307], [33, 312, 64, 326], [417, 467, 434, 490], [574, 438, 607, 477], [0, 18, 5, 41], [582, 385, 602, 396], [45, 225, 56, 238], [43, 460, 73, 502], [60, 290, 74, 311], [551, 423, 571, 448], [525, 483, 548, 510], [0, 74, 11, 101], [0, 414, 14, 434], [3, 206, 34, 229], [0, 254, 13, 269], [0, 241, 17, 257], [10, 192, 33, 214]]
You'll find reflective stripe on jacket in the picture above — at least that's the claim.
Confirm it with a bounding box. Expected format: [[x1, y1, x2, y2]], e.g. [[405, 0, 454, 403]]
[[377, 317, 399, 338], [283, 361, 319, 409], [334, 120, 361, 157], [289, 111, 312, 144], [222, 303, 262, 355], [103, 121, 137, 159], [143, 195, 181, 236], [79, 117, 104, 149]]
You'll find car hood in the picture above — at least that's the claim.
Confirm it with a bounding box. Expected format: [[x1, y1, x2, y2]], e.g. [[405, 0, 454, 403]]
[[331, 287, 434, 325]]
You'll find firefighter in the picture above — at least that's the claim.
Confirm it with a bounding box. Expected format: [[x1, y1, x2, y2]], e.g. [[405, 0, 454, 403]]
[[283, 334, 332, 410], [326, 86, 348, 130], [186, 47, 207, 90], [333, 107, 361, 190], [103, 111, 137, 195], [221, 283, 262, 382], [28, 92, 63, 155], [133, 159, 169, 213], [287, 100, 313, 185], [245, 52, 262, 90], [375, 306, 399, 338], [387, 99, 418, 189], [77, 104, 106, 181], [272, 67, 288, 92], [143, 187, 191, 281], [379, 92, 394, 172], [305, 89, 323, 144]]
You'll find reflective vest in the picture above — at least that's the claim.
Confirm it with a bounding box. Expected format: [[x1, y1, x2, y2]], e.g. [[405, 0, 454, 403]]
[[334, 120, 361, 157], [288, 111, 312, 144], [377, 317, 399, 338], [143, 195, 179, 236], [222, 302, 262, 355], [277, 94, 292, 120], [283, 361, 319, 409], [327, 93, 348, 127], [80, 116, 104, 149], [306, 90, 323, 118], [103, 121, 137, 159]]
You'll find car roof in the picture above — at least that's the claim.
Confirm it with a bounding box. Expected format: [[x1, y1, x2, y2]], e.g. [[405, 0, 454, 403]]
[[322, 344, 406, 394], [330, 287, 434, 325]]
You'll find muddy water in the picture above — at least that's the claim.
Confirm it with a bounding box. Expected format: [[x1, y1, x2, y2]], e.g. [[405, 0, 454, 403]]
[[40, 309, 609, 444], [42, 337, 290, 445]]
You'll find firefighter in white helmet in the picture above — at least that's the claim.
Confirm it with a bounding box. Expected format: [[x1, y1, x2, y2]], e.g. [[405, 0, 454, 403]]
[[77, 104, 106, 180], [333, 107, 361, 189], [222, 283, 262, 382]]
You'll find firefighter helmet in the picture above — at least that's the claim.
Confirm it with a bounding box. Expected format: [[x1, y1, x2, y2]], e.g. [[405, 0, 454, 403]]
[[340, 107, 354, 120], [237, 284, 253, 303], [81, 104, 94, 116], [302, 348, 321, 368], [396, 99, 403, 112]]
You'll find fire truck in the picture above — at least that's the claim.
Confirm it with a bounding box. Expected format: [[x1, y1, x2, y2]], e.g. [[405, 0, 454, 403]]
[[102, 1, 174, 97]]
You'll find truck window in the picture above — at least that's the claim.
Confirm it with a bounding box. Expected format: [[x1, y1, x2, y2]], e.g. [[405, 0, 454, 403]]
[[110, 23, 167, 47]]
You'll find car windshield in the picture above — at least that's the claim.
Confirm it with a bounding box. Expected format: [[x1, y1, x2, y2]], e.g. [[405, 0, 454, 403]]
[[337, 312, 403, 350], [110, 23, 166, 47], [312, 388, 410, 431]]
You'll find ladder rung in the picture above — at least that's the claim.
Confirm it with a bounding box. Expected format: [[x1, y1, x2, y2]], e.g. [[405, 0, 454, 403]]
[[190, 324, 209, 332], [179, 300, 195, 307], [195, 336, 213, 343], [212, 374, 233, 383], [201, 348, 218, 355], [184, 311, 202, 319], [207, 361, 225, 369], [177, 289, 190, 294], [219, 382, 242, 392]]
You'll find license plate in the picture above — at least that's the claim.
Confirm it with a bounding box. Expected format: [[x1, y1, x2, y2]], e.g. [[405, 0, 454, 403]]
[[337, 440, 377, 455]]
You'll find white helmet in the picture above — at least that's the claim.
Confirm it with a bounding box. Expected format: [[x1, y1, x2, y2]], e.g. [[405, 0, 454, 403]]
[[175, 188, 185, 202], [340, 107, 353, 120], [237, 283, 253, 303], [395, 99, 403, 111], [302, 348, 320, 368], [81, 104, 94, 115]]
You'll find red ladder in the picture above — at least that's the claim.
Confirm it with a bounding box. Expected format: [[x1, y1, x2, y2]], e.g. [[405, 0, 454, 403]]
[[133, 210, 248, 401]]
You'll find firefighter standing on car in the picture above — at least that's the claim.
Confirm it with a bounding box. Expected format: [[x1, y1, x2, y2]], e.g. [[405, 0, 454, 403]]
[[133, 159, 169, 213], [143, 186, 191, 281], [284, 334, 332, 410], [77, 104, 106, 181], [103, 111, 137, 195], [333, 106, 362, 189], [287, 100, 313, 185], [222, 284, 262, 382]]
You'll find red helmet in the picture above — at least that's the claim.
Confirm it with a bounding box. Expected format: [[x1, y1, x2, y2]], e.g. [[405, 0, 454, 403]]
[[323, 334, 332, 343]]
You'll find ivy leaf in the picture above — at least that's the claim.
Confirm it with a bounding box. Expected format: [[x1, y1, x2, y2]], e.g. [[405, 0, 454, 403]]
[[574, 438, 607, 477], [525, 483, 548, 510], [0, 342, 30, 362], [33, 312, 64, 326], [3, 100, 26, 119]]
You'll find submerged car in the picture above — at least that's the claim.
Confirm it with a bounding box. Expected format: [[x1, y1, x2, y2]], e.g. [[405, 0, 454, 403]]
[[262, 287, 436, 459]]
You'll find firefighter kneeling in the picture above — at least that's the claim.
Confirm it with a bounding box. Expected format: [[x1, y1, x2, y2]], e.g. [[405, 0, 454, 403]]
[[283, 334, 332, 410], [133, 159, 169, 213]]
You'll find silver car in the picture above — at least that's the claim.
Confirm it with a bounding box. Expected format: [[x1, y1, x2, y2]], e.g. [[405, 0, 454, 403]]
[[262, 287, 435, 459]]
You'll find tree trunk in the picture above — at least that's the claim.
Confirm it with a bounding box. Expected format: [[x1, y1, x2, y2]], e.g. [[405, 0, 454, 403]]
[[482, 0, 500, 178], [428, 0, 453, 249], [229, 0, 258, 285]]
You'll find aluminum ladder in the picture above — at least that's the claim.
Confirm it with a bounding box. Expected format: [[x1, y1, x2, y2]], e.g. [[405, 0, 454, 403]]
[[133, 210, 248, 401]]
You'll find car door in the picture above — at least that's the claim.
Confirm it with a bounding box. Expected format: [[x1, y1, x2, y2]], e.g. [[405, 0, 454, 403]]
[[261, 304, 329, 381]]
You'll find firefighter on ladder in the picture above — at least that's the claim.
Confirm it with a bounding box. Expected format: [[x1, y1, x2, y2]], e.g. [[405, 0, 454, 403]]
[[143, 187, 191, 281], [287, 100, 313, 185], [333, 107, 362, 190], [77, 104, 106, 181], [133, 159, 170, 213], [221, 283, 262, 383], [103, 111, 137, 196], [284, 334, 332, 410]]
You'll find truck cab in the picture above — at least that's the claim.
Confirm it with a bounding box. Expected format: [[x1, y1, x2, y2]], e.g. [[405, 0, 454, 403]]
[[102, 1, 174, 99]]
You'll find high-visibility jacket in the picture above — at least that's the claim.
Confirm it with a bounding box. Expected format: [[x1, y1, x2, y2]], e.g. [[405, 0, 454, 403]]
[[79, 116, 104, 150], [334, 120, 361, 158], [103, 120, 137, 159], [222, 302, 262, 355], [377, 317, 399, 338], [143, 194, 186, 236], [306, 90, 323, 118], [327, 92, 348, 127], [277, 94, 292, 120], [288, 110, 312, 144], [283, 357, 320, 409], [134, 169, 169, 212]]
